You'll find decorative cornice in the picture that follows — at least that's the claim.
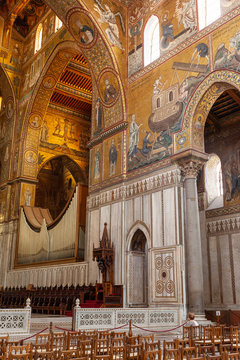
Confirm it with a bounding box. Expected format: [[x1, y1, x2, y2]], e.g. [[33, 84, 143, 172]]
[[206, 205, 240, 218], [207, 215, 240, 235], [88, 121, 128, 148], [87, 167, 182, 210]]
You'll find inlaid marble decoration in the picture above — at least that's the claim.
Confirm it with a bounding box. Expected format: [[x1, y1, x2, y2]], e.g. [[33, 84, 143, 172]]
[[151, 246, 182, 303]]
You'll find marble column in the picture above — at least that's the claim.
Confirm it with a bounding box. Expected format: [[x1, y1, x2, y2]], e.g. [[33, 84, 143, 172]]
[[179, 158, 205, 314]]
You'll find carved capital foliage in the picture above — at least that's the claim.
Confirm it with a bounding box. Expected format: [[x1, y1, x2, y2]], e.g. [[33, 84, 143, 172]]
[[177, 157, 206, 180]]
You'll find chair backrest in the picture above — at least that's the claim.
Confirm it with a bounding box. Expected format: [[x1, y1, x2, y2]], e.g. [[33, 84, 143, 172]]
[[94, 338, 111, 355], [142, 335, 155, 346], [182, 347, 197, 359], [51, 332, 66, 351], [164, 349, 181, 360], [126, 344, 143, 360], [111, 344, 126, 359], [9, 345, 30, 355], [66, 331, 82, 350]]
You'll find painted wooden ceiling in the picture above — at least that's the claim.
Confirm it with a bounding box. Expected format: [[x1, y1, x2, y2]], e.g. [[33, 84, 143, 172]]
[[49, 53, 92, 119], [205, 89, 240, 134]]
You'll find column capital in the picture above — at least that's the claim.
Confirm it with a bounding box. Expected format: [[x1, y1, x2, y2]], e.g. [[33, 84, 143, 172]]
[[172, 150, 209, 180], [178, 157, 206, 179]]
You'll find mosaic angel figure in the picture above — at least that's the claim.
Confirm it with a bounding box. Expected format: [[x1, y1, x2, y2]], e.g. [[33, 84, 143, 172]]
[[94, 0, 125, 50]]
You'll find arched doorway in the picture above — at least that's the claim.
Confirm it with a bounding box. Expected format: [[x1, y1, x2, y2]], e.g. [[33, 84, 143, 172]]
[[128, 229, 148, 307], [197, 86, 240, 309]]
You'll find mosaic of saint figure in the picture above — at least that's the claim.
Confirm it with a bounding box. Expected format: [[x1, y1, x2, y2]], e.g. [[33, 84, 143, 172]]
[[75, 19, 94, 44], [94, 151, 101, 180], [109, 139, 117, 176], [128, 114, 142, 159]]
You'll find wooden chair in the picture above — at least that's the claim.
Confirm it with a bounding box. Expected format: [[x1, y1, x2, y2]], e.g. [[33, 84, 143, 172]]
[[79, 339, 94, 360], [231, 330, 240, 352], [51, 332, 66, 351], [111, 338, 126, 347], [198, 344, 215, 356], [93, 338, 112, 358], [219, 344, 233, 354], [225, 353, 240, 360], [142, 335, 155, 348], [8, 345, 33, 360], [33, 351, 56, 360], [126, 335, 142, 345], [206, 355, 224, 360], [182, 346, 198, 359], [111, 345, 126, 360], [144, 342, 161, 360], [110, 332, 126, 339], [59, 349, 81, 359], [164, 348, 181, 360], [98, 332, 112, 340], [66, 331, 83, 350], [126, 344, 143, 360]]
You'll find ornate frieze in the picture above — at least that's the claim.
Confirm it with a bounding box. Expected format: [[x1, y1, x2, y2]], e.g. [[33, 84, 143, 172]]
[[207, 215, 240, 235], [87, 167, 182, 209]]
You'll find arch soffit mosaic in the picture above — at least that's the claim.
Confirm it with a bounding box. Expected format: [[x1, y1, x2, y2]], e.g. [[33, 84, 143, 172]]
[[22, 41, 80, 179], [174, 70, 240, 154], [22, 1, 127, 180], [0, 64, 16, 184]]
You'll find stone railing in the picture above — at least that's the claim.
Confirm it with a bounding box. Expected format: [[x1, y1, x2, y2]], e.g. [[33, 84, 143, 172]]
[[5, 262, 88, 288], [0, 305, 31, 335], [73, 304, 179, 331]]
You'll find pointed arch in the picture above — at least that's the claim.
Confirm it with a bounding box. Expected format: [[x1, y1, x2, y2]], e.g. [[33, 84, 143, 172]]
[[126, 221, 151, 252], [174, 70, 240, 154]]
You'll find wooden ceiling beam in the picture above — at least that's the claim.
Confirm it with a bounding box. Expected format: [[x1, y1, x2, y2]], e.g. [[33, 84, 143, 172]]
[[63, 67, 91, 81], [206, 112, 220, 132], [51, 89, 92, 105], [226, 89, 240, 107]]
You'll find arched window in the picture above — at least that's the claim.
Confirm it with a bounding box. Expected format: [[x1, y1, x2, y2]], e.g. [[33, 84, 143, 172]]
[[205, 154, 223, 210], [55, 16, 63, 32], [169, 91, 173, 102], [144, 15, 160, 67], [35, 23, 43, 53], [198, 0, 221, 30], [157, 98, 160, 108]]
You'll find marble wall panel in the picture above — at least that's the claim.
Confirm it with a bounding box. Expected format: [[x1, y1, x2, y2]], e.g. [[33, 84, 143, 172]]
[[209, 236, 221, 304], [163, 187, 176, 246], [111, 202, 123, 284], [143, 194, 151, 234], [133, 196, 142, 223], [152, 191, 163, 248], [125, 199, 134, 235], [219, 235, 234, 304], [232, 233, 240, 304], [88, 209, 100, 283], [100, 205, 111, 235]]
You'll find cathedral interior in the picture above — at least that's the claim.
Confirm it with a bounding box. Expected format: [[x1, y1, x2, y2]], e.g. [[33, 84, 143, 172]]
[[1, 0, 240, 327]]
